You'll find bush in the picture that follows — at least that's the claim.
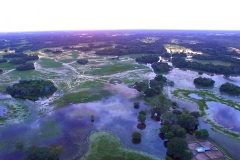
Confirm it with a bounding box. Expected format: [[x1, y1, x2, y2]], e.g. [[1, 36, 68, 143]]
[[165, 132, 174, 139], [160, 125, 168, 133], [220, 82, 240, 95], [77, 59, 88, 64], [194, 77, 215, 87], [167, 137, 193, 160], [132, 132, 141, 139], [195, 129, 209, 139]]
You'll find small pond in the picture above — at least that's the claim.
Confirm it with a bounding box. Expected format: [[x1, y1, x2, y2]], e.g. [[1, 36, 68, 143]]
[[207, 102, 240, 132], [188, 93, 203, 100]]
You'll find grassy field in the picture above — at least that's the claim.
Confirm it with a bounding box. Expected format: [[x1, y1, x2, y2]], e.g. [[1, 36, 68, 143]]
[[82, 131, 159, 160], [52, 89, 113, 109]]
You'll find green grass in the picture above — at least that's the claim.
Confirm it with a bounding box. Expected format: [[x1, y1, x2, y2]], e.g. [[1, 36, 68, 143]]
[[87, 62, 143, 75], [208, 138, 234, 160], [77, 81, 105, 89], [52, 89, 112, 108], [82, 131, 160, 160], [39, 58, 62, 68]]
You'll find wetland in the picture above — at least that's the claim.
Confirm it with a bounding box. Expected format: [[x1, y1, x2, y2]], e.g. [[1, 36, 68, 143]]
[[0, 30, 240, 160]]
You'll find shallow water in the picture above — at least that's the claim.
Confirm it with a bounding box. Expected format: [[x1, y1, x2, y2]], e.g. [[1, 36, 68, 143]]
[[188, 93, 203, 100], [0, 86, 166, 160], [207, 102, 240, 132]]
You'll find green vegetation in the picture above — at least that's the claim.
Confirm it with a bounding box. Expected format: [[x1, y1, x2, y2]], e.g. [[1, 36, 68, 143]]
[[220, 82, 240, 95], [172, 89, 240, 137], [151, 62, 172, 73], [172, 57, 240, 75], [82, 131, 158, 160], [167, 137, 193, 160], [24, 145, 59, 160], [52, 89, 112, 108], [195, 129, 209, 139], [16, 63, 35, 71], [39, 58, 62, 68], [135, 55, 159, 64], [132, 132, 142, 140], [6, 80, 57, 100], [193, 77, 215, 87], [77, 59, 89, 64]]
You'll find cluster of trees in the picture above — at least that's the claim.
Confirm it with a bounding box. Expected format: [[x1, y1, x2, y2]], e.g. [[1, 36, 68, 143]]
[[9, 59, 26, 65], [135, 55, 159, 64], [192, 54, 240, 64], [3, 53, 39, 61], [6, 80, 57, 100], [151, 62, 172, 73], [172, 57, 240, 75], [193, 77, 215, 87], [77, 59, 89, 64], [220, 82, 240, 95], [24, 145, 59, 160], [134, 74, 168, 98], [159, 111, 202, 160], [16, 63, 35, 71], [0, 69, 3, 73], [180, 41, 239, 56]]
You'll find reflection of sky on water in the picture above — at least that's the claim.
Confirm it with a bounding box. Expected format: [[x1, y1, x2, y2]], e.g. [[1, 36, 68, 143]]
[[188, 93, 203, 99], [207, 102, 240, 132]]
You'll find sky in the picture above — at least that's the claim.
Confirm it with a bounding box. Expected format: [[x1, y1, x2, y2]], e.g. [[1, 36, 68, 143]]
[[0, 0, 240, 32]]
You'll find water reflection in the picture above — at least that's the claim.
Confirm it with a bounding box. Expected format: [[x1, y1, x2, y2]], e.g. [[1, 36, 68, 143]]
[[188, 93, 203, 100], [207, 102, 240, 132]]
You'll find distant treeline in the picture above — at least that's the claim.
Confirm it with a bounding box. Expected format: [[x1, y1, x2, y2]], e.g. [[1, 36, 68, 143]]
[[172, 58, 240, 75], [192, 54, 240, 64]]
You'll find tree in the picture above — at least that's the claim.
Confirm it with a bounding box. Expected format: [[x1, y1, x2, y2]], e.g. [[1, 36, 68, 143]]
[[162, 112, 177, 125], [201, 129, 209, 139], [160, 125, 168, 133], [165, 132, 174, 140], [144, 88, 156, 97], [190, 111, 200, 118], [132, 132, 141, 140], [176, 128, 186, 138], [195, 129, 209, 139], [137, 114, 146, 124], [167, 137, 193, 160], [178, 113, 199, 130]]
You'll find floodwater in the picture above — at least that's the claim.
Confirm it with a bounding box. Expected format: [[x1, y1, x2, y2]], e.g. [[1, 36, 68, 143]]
[[207, 102, 240, 132], [0, 84, 166, 160], [188, 93, 203, 100]]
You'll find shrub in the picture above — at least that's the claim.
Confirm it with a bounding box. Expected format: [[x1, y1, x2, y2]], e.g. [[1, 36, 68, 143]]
[[132, 132, 141, 140]]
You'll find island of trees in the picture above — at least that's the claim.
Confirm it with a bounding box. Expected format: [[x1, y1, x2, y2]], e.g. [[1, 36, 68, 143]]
[[16, 63, 35, 71], [220, 82, 240, 95], [77, 59, 88, 64], [6, 80, 57, 100], [193, 77, 215, 87], [135, 55, 159, 64]]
